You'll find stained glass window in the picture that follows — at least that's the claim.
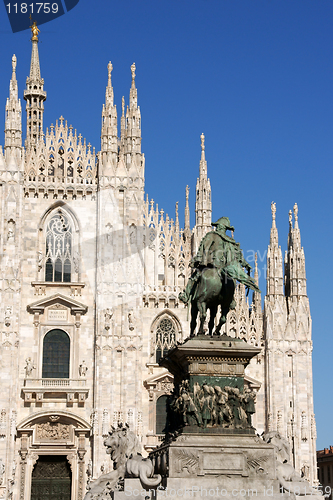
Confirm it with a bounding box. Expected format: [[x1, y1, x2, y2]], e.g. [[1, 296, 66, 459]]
[[155, 318, 176, 363], [45, 211, 72, 283], [42, 329, 70, 379]]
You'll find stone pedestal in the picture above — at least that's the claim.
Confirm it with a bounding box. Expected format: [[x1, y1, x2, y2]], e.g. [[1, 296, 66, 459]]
[[152, 433, 280, 499], [112, 335, 319, 500], [147, 335, 280, 499], [159, 334, 260, 435]]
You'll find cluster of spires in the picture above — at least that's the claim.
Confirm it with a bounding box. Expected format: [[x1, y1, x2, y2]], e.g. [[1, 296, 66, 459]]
[[267, 201, 306, 299], [101, 60, 142, 164], [2, 24, 307, 303]]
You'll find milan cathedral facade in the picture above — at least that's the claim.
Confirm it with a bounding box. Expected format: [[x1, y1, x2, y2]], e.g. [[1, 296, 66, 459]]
[[0, 35, 317, 499]]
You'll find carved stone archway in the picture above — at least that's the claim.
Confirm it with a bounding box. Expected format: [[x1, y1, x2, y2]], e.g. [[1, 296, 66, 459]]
[[17, 411, 90, 500]]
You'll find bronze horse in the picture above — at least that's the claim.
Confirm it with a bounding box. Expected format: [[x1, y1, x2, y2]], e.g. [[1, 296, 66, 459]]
[[190, 267, 235, 337]]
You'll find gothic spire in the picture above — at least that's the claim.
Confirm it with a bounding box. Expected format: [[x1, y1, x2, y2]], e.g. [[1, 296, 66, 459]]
[[270, 200, 278, 247], [266, 202, 283, 297], [285, 204, 307, 298], [24, 22, 46, 150], [4, 54, 22, 160], [106, 61, 114, 106], [120, 96, 126, 155], [175, 201, 179, 234], [195, 133, 212, 243], [199, 132, 207, 179], [184, 185, 190, 233], [252, 252, 262, 312], [292, 203, 301, 250], [124, 63, 141, 157], [129, 63, 138, 110], [101, 61, 118, 165], [254, 252, 259, 286]]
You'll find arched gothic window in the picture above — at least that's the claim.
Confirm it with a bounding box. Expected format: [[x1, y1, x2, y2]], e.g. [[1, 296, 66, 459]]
[[45, 210, 73, 282], [42, 329, 70, 379], [156, 395, 168, 435], [155, 317, 176, 363]]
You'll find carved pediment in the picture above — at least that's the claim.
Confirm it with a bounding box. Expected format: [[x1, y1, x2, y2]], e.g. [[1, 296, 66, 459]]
[[144, 371, 174, 395], [27, 293, 88, 315], [244, 374, 261, 391]]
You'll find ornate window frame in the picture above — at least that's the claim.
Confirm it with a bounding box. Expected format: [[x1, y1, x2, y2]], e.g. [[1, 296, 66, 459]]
[[25, 294, 88, 405], [149, 310, 183, 364], [36, 202, 81, 285]]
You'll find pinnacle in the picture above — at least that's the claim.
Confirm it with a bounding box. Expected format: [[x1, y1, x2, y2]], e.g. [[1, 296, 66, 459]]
[[271, 201, 276, 223], [131, 63, 136, 82], [12, 54, 17, 74], [269, 201, 279, 248], [201, 132, 205, 151]]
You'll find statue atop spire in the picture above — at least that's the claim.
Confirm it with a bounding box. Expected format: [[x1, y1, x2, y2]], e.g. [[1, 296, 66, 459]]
[[271, 201, 276, 223], [195, 133, 211, 243], [12, 54, 17, 73], [293, 202, 298, 222], [269, 201, 279, 247], [108, 61, 113, 82], [201, 133, 205, 151], [131, 63, 136, 82], [128, 63, 138, 111], [30, 20, 40, 41], [24, 24, 46, 149], [5, 53, 22, 157], [101, 60, 117, 161]]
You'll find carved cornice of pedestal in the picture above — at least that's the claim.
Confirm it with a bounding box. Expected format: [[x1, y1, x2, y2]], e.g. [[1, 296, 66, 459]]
[[160, 335, 261, 380]]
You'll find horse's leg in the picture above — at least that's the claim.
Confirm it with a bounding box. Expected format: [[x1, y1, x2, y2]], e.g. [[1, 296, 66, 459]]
[[198, 301, 207, 335], [190, 302, 198, 337], [209, 305, 217, 336], [215, 304, 227, 335], [216, 278, 236, 335]]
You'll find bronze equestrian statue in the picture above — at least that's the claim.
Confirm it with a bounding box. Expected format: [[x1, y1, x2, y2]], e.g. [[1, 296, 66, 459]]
[[179, 217, 260, 336]]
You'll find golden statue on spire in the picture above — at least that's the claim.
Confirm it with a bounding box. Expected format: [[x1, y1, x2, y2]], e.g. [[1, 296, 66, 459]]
[[30, 20, 40, 41]]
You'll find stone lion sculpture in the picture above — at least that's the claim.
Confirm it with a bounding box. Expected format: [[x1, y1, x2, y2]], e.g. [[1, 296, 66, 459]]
[[263, 432, 321, 497], [84, 424, 161, 500]]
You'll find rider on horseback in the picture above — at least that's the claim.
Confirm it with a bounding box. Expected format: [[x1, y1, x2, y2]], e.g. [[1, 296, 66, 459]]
[[179, 217, 260, 304]]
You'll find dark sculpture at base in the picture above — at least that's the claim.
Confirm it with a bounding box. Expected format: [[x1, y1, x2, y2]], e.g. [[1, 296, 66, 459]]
[[179, 217, 260, 336], [159, 335, 261, 438], [170, 379, 256, 431]]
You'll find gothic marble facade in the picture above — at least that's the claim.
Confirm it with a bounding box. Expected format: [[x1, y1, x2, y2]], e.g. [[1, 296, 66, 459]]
[[0, 37, 317, 499]]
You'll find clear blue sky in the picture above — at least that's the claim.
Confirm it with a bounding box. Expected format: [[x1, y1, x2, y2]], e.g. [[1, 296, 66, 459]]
[[0, 0, 332, 449]]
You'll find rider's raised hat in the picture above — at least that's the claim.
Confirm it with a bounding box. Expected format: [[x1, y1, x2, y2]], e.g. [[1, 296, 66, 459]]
[[212, 217, 234, 231]]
